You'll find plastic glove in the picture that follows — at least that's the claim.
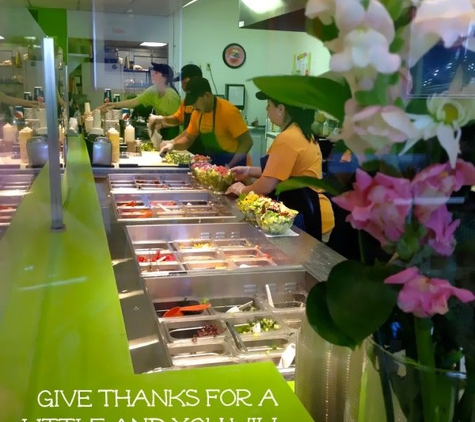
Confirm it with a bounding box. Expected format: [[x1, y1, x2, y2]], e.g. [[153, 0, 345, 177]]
[[159, 140, 174, 156], [225, 182, 246, 196], [230, 166, 250, 182], [148, 114, 164, 133]]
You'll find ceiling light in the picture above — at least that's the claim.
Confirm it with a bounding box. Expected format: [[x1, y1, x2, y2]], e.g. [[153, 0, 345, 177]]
[[140, 42, 167, 47], [183, 0, 199, 8], [24, 36, 36, 40], [241, 0, 283, 14]]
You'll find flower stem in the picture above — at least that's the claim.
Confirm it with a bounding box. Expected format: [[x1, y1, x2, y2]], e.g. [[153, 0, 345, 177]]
[[414, 317, 438, 422]]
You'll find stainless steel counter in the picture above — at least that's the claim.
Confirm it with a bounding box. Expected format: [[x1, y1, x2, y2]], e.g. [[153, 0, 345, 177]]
[[94, 171, 345, 375]]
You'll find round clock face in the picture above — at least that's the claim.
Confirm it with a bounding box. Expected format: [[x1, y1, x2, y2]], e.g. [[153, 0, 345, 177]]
[[222, 43, 246, 69]]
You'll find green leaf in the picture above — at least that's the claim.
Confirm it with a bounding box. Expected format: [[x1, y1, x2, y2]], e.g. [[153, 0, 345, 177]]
[[326, 261, 399, 345], [405, 98, 428, 115], [306, 282, 357, 349], [251, 75, 351, 122], [306, 17, 339, 42], [380, 0, 405, 21], [396, 221, 426, 261]]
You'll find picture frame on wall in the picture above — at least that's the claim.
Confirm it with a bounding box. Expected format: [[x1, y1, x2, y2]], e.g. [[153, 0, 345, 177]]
[[225, 84, 245, 110]]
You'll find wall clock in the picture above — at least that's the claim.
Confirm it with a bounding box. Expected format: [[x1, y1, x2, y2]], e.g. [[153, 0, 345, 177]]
[[222, 43, 246, 69]]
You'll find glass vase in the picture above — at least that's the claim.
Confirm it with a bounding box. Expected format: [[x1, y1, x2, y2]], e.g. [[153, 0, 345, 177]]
[[294, 315, 378, 421], [365, 340, 474, 422]]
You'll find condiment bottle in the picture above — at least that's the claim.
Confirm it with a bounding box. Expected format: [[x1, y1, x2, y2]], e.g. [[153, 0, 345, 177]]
[[18, 127, 33, 163], [107, 127, 120, 163], [3, 123, 17, 146], [84, 115, 93, 133], [124, 124, 135, 152]]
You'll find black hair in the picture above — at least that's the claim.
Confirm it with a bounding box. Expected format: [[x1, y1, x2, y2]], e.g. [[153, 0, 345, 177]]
[[269, 99, 315, 141], [151, 63, 179, 94]]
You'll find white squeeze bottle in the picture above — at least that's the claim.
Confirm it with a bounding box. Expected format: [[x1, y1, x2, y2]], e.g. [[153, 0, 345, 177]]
[[107, 127, 120, 163], [124, 123, 135, 152]]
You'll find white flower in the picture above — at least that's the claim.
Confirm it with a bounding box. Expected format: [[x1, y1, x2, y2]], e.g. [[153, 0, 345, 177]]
[[324, 0, 399, 90], [403, 94, 474, 167], [337, 99, 417, 156], [408, 0, 475, 68], [331, 28, 401, 74], [305, 0, 335, 25]]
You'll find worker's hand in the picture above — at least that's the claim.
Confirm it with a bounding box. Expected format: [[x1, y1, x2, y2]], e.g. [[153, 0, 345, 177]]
[[30, 100, 44, 108], [225, 182, 246, 196], [148, 114, 164, 133], [230, 166, 250, 182], [98, 103, 113, 114], [159, 140, 174, 156]]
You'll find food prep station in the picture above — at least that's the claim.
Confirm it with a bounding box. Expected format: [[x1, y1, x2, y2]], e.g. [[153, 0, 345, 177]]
[[97, 171, 345, 378]]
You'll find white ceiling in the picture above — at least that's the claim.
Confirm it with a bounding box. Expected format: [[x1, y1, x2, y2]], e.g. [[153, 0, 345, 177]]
[[0, 0, 194, 16]]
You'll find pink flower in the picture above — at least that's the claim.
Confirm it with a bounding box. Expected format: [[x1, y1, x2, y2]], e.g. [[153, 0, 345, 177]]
[[412, 159, 475, 222], [423, 205, 460, 256], [385, 267, 475, 318], [333, 169, 412, 246], [338, 99, 417, 157]]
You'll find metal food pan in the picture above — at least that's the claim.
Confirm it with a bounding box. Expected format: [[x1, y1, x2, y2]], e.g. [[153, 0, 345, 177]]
[[239, 337, 292, 354], [163, 317, 227, 342], [118, 210, 153, 219], [179, 250, 223, 261], [184, 208, 220, 217], [152, 206, 186, 216], [135, 250, 177, 264], [140, 262, 185, 276], [184, 260, 232, 271], [264, 292, 307, 309], [214, 238, 254, 248], [181, 200, 209, 206], [116, 200, 147, 208], [168, 341, 235, 367], [221, 248, 264, 260], [154, 298, 208, 318], [227, 313, 287, 337], [173, 239, 218, 251], [136, 183, 168, 190], [209, 296, 261, 314], [233, 258, 276, 269], [125, 223, 301, 269], [149, 200, 179, 207], [133, 241, 172, 250]]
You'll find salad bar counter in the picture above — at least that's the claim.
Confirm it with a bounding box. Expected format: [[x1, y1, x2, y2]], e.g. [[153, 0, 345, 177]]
[[97, 170, 344, 377]]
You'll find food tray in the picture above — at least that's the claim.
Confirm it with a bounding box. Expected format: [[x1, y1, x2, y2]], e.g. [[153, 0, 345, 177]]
[[226, 313, 288, 338], [209, 296, 262, 314], [108, 172, 202, 193], [163, 317, 228, 343], [168, 341, 236, 367], [128, 223, 302, 276], [154, 298, 210, 318], [113, 191, 235, 223]]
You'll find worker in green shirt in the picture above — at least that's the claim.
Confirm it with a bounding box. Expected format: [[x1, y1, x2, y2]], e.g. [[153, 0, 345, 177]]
[[101, 63, 181, 139]]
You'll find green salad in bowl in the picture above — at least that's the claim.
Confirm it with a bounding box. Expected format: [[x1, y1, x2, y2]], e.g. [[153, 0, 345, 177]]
[[256, 202, 298, 235]]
